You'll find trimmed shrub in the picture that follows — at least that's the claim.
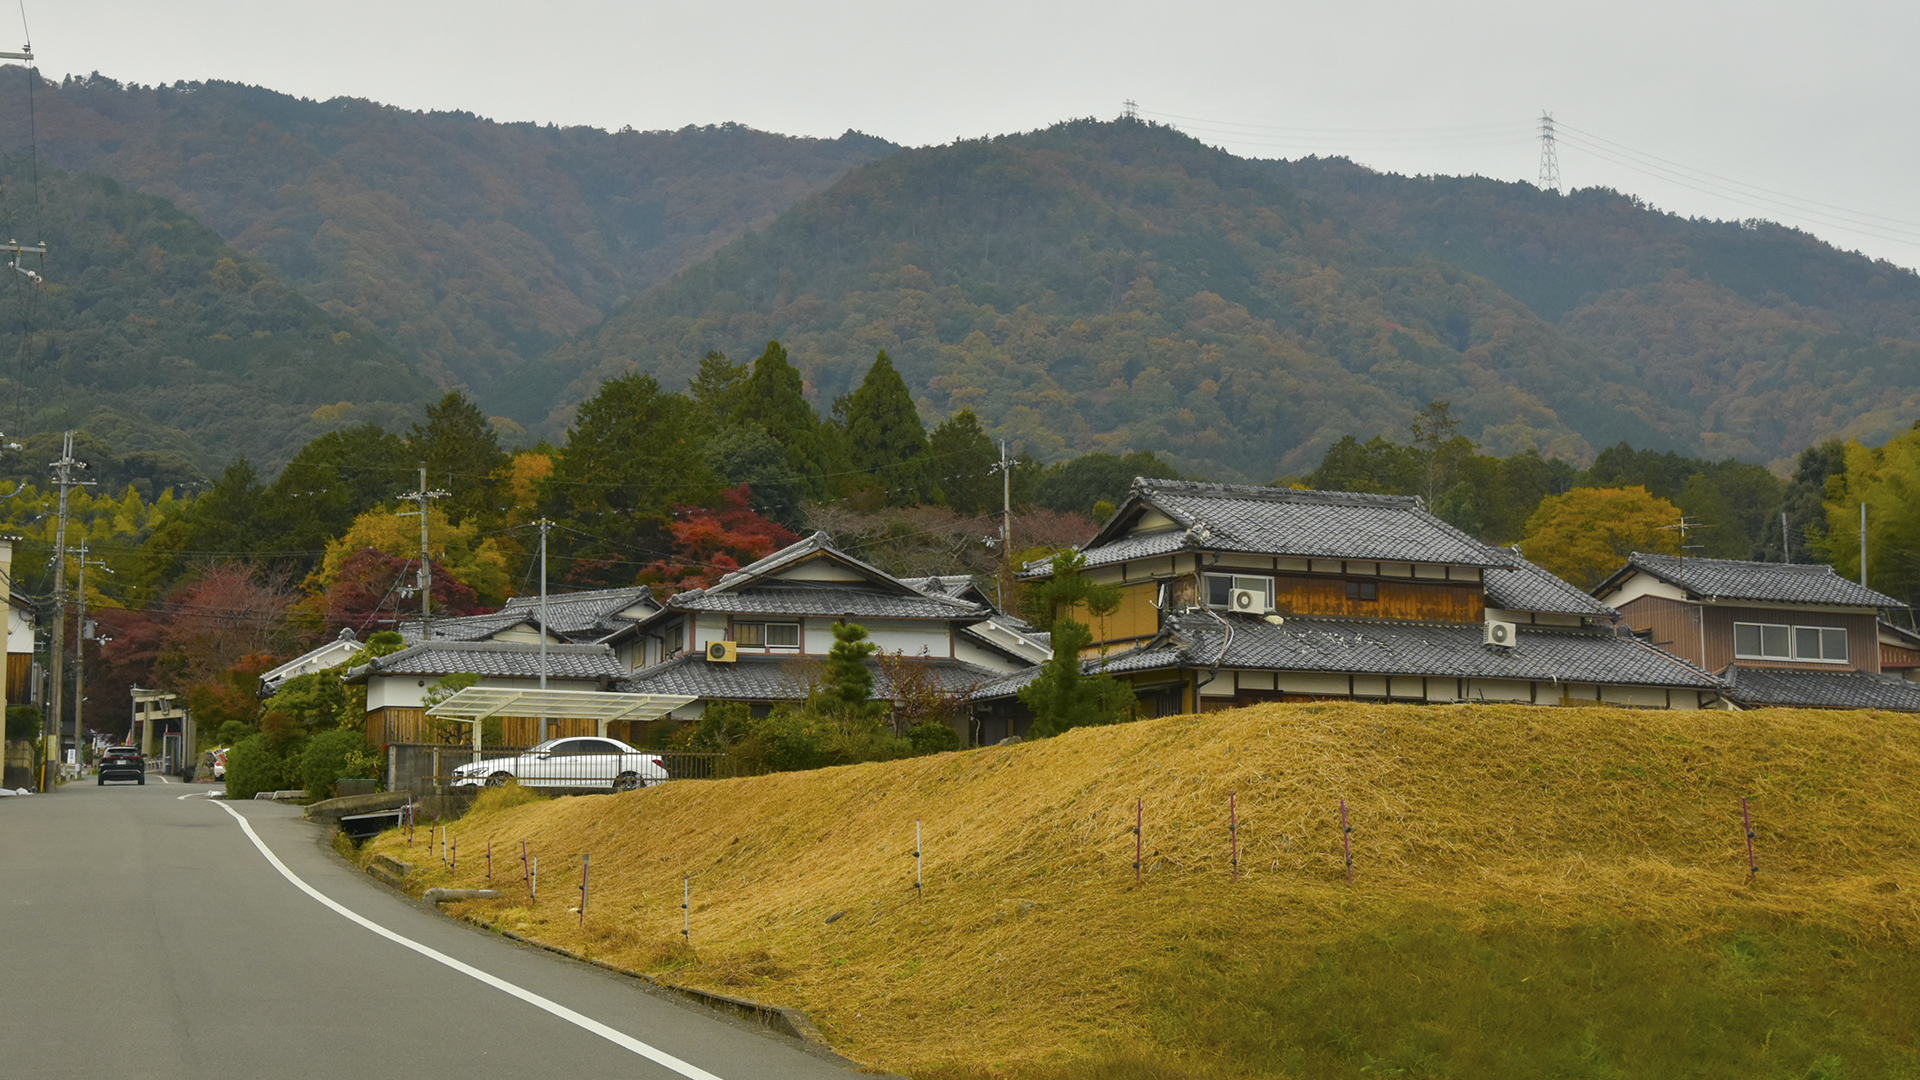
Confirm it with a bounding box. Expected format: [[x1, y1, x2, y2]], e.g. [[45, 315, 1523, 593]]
[[907, 720, 963, 755], [6, 704, 41, 741], [300, 728, 379, 801], [225, 733, 300, 800]]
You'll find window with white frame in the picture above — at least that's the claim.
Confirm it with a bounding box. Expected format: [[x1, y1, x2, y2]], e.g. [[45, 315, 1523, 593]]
[[1206, 574, 1273, 610], [1733, 621, 1847, 663]]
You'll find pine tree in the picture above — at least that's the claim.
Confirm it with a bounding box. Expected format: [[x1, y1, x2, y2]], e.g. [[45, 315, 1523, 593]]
[[842, 350, 932, 505], [688, 350, 749, 425]]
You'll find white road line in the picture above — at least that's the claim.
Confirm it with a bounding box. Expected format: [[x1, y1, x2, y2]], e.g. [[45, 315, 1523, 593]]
[[211, 800, 724, 1080]]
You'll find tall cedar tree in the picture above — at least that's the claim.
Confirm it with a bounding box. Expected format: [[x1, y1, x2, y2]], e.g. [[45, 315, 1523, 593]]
[[929, 409, 999, 514], [735, 341, 830, 499], [548, 373, 719, 584], [267, 424, 411, 569], [842, 350, 933, 505], [1017, 549, 1136, 737], [408, 392, 510, 526], [688, 350, 750, 425]]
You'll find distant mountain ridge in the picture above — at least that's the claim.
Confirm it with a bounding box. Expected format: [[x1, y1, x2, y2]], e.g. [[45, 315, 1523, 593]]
[[547, 120, 1920, 477], [0, 71, 897, 422]]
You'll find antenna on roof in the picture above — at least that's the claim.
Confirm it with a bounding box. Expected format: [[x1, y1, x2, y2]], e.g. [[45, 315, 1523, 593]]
[[1657, 515, 1713, 559]]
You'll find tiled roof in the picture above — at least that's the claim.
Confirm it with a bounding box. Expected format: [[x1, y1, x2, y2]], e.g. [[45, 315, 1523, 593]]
[[1093, 612, 1719, 689], [1032, 480, 1510, 576], [343, 641, 629, 683], [1616, 554, 1901, 608], [1482, 553, 1618, 618], [618, 653, 1003, 702], [498, 586, 658, 638], [1720, 666, 1920, 712], [900, 574, 977, 598], [667, 582, 985, 620], [403, 610, 536, 644]]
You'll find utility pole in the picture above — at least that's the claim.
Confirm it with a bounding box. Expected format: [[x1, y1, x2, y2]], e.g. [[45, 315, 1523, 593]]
[[396, 467, 449, 639], [993, 441, 1013, 611], [1781, 511, 1790, 562], [1538, 112, 1560, 195], [1860, 503, 1868, 588], [42, 432, 91, 792], [71, 541, 110, 773], [537, 518, 552, 744]]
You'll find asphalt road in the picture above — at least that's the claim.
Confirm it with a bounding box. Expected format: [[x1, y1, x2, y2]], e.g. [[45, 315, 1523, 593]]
[[0, 775, 866, 1080]]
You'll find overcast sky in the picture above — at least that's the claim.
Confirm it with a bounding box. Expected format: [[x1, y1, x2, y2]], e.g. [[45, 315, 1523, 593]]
[[26, 0, 1920, 271]]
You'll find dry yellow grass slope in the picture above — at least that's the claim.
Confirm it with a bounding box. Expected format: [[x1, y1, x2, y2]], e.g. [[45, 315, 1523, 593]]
[[363, 702, 1920, 1076]]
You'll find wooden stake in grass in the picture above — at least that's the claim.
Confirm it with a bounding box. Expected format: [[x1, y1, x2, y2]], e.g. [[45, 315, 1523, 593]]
[[1743, 797, 1758, 881], [1133, 797, 1143, 884], [1229, 791, 1239, 883], [520, 840, 530, 896], [531, 856, 538, 901], [1341, 798, 1353, 884], [486, 839, 492, 880], [913, 819, 923, 897], [579, 853, 589, 926], [450, 836, 457, 873], [681, 875, 690, 944]]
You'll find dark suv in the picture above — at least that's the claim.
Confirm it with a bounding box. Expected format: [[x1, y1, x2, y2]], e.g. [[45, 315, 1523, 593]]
[[98, 746, 145, 786]]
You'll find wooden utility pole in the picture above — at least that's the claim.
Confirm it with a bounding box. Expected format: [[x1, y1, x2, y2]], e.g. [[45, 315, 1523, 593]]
[[42, 432, 91, 791]]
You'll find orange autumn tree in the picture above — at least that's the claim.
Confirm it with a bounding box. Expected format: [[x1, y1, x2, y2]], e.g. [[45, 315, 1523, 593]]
[[1519, 486, 1684, 589], [643, 485, 801, 595]]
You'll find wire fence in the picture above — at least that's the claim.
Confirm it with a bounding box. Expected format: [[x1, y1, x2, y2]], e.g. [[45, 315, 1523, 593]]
[[386, 743, 728, 797]]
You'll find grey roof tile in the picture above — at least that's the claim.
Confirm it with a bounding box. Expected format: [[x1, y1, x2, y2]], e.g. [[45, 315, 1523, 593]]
[[668, 582, 985, 619], [499, 586, 659, 637], [1483, 554, 1618, 617], [1721, 666, 1920, 711], [1094, 612, 1719, 689], [1029, 480, 1511, 576], [1620, 553, 1901, 608], [344, 641, 629, 683], [618, 653, 1003, 702]]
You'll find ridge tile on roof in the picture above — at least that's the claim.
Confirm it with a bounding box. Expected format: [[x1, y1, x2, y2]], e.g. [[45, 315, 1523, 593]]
[[1623, 553, 1901, 608]]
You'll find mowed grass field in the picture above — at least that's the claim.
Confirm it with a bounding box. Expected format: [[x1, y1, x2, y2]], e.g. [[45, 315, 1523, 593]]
[[361, 703, 1920, 1078]]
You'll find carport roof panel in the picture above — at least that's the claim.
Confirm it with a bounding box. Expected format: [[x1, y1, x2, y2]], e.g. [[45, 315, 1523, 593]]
[[426, 687, 695, 723]]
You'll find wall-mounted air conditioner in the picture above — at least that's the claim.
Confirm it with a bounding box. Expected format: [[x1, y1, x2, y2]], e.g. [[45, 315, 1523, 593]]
[[1484, 619, 1517, 648], [705, 640, 738, 663], [1230, 588, 1272, 614]]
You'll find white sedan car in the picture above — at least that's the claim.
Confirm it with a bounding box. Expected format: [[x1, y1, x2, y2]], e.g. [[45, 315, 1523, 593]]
[[450, 737, 669, 792]]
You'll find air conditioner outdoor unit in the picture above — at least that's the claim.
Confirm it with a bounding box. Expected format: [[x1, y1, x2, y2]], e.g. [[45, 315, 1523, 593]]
[[705, 640, 738, 663], [1484, 619, 1517, 648], [1230, 589, 1272, 614]]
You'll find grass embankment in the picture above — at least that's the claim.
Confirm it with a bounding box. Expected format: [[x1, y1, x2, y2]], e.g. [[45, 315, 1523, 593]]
[[363, 703, 1920, 1079]]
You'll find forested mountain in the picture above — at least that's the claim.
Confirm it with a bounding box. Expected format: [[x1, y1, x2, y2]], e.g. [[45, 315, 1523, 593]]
[[0, 71, 896, 421], [550, 120, 1920, 479], [0, 163, 431, 471]]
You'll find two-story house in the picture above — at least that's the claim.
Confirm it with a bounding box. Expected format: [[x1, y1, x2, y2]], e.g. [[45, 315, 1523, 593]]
[[976, 480, 1722, 738], [1593, 553, 1920, 711], [343, 641, 633, 747], [404, 585, 660, 669], [618, 532, 1043, 737]]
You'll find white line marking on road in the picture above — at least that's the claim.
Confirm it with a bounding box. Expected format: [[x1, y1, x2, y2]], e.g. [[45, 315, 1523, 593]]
[[210, 801, 723, 1080], [176, 790, 225, 800]]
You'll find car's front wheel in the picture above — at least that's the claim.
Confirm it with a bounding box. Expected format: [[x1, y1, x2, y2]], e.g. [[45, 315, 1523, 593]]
[[613, 772, 644, 793], [97, 775, 104, 786], [137, 775, 145, 785], [486, 772, 513, 787]]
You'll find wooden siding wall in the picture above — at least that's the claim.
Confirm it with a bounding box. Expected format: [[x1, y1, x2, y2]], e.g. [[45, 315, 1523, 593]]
[[1089, 583, 1162, 647], [1709, 606, 1878, 673], [1272, 575, 1482, 623], [1621, 597, 1880, 672], [6, 653, 27, 704], [366, 707, 596, 748], [1617, 596, 1705, 667], [1883, 644, 1920, 671]]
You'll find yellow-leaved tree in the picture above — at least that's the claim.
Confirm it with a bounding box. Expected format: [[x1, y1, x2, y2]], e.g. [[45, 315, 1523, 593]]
[[307, 504, 515, 608], [1519, 486, 1684, 589]]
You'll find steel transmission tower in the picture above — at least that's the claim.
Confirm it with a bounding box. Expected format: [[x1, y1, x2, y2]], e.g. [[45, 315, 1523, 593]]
[[1538, 112, 1561, 194]]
